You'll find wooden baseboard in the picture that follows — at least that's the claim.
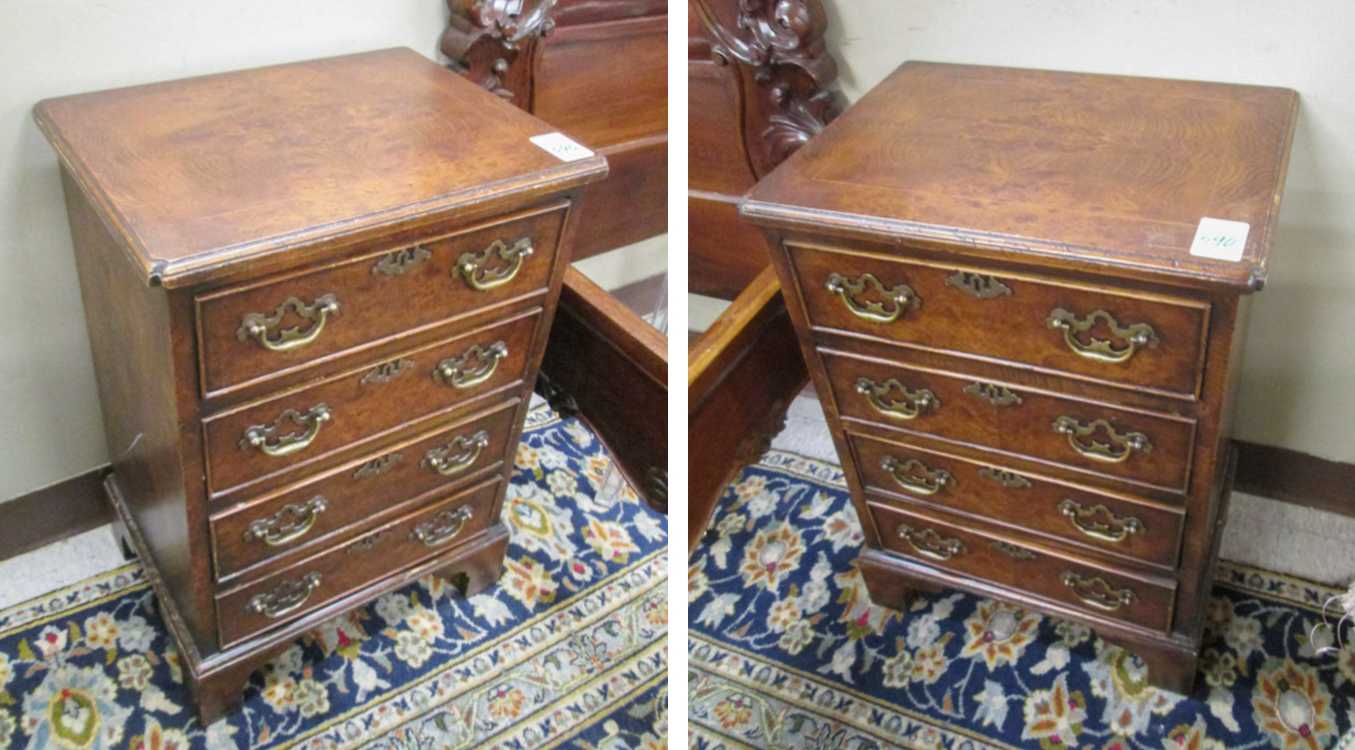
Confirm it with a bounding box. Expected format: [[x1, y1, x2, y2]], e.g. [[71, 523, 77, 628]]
[[1231, 440, 1355, 517], [0, 465, 111, 564]]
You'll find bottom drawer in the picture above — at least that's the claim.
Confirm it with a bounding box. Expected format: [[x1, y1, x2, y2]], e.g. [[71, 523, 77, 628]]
[[868, 499, 1176, 632], [216, 476, 500, 646]]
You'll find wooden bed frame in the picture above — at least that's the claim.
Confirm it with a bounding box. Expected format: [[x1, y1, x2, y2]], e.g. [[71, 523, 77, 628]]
[[687, 0, 841, 546], [443, 0, 670, 511]]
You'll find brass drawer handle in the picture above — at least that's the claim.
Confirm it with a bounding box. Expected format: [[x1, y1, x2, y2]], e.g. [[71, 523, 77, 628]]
[[1052, 416, 1151, 464], [991, 540, 1038, 560], [1058, 499, 1144, 543], [946, 271, 1011, 299], [978, 466, 1031, 489], [1046, 308, 1158, 364], [897, 523, 966, 561], [247, 572, 321, 619], [422, 430, 490, 477], [372, 245, 431, 276], [435, 341, 509, 389], [825, 272, 918, 323], [241, 404, 332, 457], [880, 456, 952, 496], [458, 238, 533, 291], [412, 506, 474, 547], [964, 381, 1023, 407], [237, 294, 340, 352], [243, 496, 328, 546], [856, 377, 938, 420], [1061, 571, 1136, 612]]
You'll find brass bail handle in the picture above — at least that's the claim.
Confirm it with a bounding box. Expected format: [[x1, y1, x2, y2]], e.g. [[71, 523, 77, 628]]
[[1046, 308, 1158, 364], [435, 341, 509, 389], [237, 294, 340, 352], [458, 237, 534, 291], [242, 403, 333, 458], [825, 272, 918, 323]]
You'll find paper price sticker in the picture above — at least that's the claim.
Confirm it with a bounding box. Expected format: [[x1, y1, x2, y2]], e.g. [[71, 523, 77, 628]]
[[1189, 218, 1250, 262], [530, 132, 594, 162]]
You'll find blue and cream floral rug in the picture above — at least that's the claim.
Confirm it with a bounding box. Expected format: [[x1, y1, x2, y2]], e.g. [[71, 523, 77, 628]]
[[689, 449, 1355, 750], [0, 407, 667, 749]]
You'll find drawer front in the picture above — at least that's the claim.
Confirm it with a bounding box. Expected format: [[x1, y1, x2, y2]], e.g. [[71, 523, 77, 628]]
[[204, 310, 539, 496], [822, 349, 1195, 492], [210, 399, 519, 582], [868, 500, 1175, 632], [196, 204, 567, 397], [216, 477, 500, 646], [849, 432, 1185, 568], [788, 242, 1210, 398]]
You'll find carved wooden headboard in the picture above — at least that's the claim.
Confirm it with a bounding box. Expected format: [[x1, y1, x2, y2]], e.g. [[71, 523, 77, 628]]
[[442, 0, 668, 261], [689, 0, 841, 298]]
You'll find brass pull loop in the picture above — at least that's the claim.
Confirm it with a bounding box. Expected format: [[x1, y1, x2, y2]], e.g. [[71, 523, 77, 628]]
[[978, 466, 1031, 489], [241, 404, 332, 457], [412, 506, 474, 547], [1052, 416, 1151, 464], [237, 294, 340, 352], [963, 381, 1023, 407], [247, 572, 321, 619], [1058, 499, 1144, 543], [1061, 571, 1136, 611], [897, 524, 966, 561], [458, 238, 533, 291], [435, 341, 509, 389], [880, 456, 952, 497], [422, 431, 490, 477], [856, 377, 938, 420], [243, 496, 328, 547], [1046, 308, 1158, 364], [824, 272, 917, 323]]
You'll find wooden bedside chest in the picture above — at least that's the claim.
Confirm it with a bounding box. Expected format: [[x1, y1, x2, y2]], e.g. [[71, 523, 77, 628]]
[[742, 62, 1298, 692], [34, 48, 607, 721]]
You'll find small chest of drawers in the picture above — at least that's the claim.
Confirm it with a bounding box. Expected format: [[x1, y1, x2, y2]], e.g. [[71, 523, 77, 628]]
[[743, 62, 1297, 693], [34, 48, 606, 721]]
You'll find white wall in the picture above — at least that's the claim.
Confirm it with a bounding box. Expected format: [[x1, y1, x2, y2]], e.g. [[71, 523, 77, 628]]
[[0, 0, 664, 503], [817, 0, 1355, 462]]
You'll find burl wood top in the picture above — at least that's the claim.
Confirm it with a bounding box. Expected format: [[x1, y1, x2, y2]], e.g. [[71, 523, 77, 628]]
[[743, 62, 1299, 292], [34, 48, 607, 288]]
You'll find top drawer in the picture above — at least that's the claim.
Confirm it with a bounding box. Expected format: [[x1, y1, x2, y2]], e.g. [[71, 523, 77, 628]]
[[195, 203, 568, 398], [785, 242, 1211, 399]]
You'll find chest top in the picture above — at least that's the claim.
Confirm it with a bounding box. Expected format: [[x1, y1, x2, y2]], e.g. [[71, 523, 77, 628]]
[[742, 62, 1298, 292], [34, 47, 607, 289]]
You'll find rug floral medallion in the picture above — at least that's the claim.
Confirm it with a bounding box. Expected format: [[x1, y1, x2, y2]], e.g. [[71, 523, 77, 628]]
[[0, 408, 667, 749], [688, 450, 1355, 750]]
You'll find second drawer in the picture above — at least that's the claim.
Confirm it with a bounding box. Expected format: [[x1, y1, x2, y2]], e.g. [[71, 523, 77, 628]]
[[215, 475, 501, 646], [868, 500, 1177, 632], [203, 308, 539, 497], [210, 398, 519, 582], [849, 431, 1185, 568], [822, 348, 1197, 492]]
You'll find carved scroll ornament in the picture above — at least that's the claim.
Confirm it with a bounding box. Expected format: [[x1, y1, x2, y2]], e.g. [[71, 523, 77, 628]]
[[442, 0, 559, 102], [694, 0, 843, 171]]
